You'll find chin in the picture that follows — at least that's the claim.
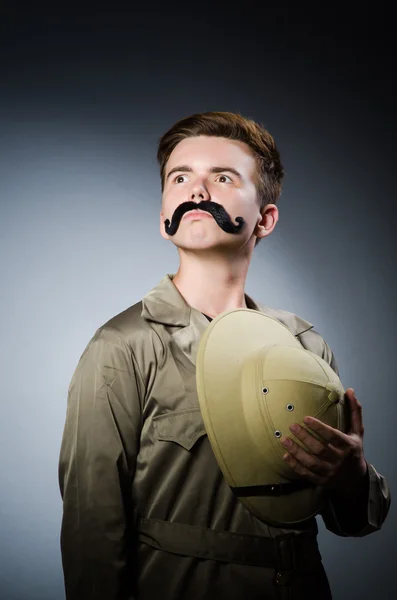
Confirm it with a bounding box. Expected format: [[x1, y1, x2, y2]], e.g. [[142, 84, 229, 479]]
[[174, 241, 216, 252], [173, 236, 239, 253]]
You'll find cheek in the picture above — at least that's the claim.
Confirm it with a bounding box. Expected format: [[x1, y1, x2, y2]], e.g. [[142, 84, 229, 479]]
[[163, 187, 189, 214], [161, 191, 176, 211]]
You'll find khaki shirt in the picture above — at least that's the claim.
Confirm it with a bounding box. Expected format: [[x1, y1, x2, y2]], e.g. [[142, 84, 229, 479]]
[[58, 274, 391, 600]]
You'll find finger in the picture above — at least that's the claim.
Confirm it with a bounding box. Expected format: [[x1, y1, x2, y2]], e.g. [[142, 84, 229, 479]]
[[282, 452, 328, 485], [346, 389, 364, 437], [281, 435, 329, 474], [286, 423, 337, 461], [302, 416, 350, 449]]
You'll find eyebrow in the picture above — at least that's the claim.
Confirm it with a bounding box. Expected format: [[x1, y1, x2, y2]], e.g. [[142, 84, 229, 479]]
[[165, 165, 243, 181]]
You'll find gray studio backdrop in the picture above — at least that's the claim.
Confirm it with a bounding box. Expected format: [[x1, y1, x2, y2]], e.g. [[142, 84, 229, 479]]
[[0, 8, 396, 599], [1, 111, 395, 600]]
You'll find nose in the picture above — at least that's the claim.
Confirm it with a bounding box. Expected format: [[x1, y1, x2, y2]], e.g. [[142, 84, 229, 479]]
[[190, 180, 210, 201]]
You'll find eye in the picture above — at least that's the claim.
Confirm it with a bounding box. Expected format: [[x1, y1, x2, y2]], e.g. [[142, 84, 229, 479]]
[[217, 174, 232, 183], [174, 174, 188, 183]]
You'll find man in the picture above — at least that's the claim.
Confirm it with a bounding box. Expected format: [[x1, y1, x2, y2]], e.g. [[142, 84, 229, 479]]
[[58, 111, 391, 600]]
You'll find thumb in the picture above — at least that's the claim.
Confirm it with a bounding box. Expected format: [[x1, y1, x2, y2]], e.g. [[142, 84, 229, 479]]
[[346, 388, 364, 436]]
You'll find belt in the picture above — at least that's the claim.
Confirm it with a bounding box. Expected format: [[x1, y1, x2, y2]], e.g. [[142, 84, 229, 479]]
[[137, 517, 322, 573]]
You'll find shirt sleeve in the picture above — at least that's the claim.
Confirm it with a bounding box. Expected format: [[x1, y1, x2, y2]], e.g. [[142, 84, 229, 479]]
[[58, 326, 144, 599], [321, 460, 391, 537], [297, 329, 392, 537]]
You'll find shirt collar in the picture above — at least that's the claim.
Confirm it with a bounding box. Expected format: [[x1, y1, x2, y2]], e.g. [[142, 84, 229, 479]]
[[141, 273, 314, 336]]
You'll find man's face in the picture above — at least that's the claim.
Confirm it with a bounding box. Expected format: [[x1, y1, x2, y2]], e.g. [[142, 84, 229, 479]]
[[160, 136, 270, 252]]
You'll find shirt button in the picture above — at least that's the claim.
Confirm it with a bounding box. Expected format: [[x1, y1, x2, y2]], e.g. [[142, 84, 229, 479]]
[[276, 571, 290, 585]]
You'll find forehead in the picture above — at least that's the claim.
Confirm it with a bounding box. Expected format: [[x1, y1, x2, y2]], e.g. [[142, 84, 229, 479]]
[[166, 136, 257, 175]]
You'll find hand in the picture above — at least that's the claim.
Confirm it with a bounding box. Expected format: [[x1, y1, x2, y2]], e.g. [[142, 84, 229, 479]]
[[280, 388, 368, 494]]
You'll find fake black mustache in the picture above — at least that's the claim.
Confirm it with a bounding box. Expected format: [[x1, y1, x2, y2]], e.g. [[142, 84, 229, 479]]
[[164, 200, 245, 236]]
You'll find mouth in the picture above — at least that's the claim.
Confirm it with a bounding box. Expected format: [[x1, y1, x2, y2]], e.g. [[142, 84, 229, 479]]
[[182, 209, 213, 220]]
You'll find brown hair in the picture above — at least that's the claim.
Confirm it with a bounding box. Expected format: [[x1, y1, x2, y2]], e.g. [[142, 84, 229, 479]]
[[157, 111, 284, 246]]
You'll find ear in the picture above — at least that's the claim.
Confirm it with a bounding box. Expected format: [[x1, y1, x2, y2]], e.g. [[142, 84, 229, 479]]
[[254, 204, 279, 240]]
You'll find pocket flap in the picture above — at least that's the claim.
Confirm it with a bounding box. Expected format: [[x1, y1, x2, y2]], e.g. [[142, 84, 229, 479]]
[[152, 408, 207, 451]]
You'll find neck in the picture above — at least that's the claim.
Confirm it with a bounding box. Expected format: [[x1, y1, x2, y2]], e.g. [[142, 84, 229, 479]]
[[171, 248, 252, 318]]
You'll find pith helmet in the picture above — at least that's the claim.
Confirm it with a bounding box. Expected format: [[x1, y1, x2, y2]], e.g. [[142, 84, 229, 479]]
[[196, 309, 349, 526]]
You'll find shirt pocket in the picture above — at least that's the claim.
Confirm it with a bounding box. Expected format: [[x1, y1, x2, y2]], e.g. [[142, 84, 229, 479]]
[[152, 407, 207, 451]]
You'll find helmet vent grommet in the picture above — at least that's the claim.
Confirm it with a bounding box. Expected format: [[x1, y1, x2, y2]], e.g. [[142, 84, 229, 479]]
[[274, 430, 281, 438], [286, 404, 294, 411], [262, 387, 269, 394]]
